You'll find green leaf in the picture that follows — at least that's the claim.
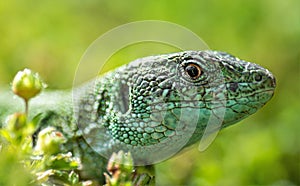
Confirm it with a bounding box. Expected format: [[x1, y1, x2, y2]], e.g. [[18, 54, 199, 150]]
[[45, 152, 80, 170]]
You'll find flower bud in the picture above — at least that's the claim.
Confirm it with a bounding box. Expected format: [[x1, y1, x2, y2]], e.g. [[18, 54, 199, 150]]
[[105, 151, 134, 185], [35, 127, 66, 155], [107, 151, 133, 174], [12, 68, 44, 100], [6, 113, 27, 133]]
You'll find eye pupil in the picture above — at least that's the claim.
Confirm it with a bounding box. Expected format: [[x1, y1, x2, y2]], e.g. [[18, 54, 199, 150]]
[[185, 63, 202, 79]]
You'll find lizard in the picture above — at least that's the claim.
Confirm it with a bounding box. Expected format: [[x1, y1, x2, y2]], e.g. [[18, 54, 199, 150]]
[[0, 50, 276, 183]]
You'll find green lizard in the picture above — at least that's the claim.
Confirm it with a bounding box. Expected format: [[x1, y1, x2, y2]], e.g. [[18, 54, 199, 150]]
[[0, 50, 276, 183]]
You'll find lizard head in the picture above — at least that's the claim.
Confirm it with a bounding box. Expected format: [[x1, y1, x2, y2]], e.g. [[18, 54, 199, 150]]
[[172, 51, 276, 125], [79, 50, 276, 164], [169, 51, 276, 145], [122, 50, 276, 131]]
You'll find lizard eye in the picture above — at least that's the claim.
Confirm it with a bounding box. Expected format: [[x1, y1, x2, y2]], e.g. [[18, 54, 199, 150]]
[[185, 63, 202, 79]]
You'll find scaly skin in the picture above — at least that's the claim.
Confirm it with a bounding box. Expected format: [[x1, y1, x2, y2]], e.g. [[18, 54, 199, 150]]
[[0, 51, 276, 183]]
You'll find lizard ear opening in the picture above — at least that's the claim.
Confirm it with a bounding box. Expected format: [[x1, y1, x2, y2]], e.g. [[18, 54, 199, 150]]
[[118, 82, 130, 114]]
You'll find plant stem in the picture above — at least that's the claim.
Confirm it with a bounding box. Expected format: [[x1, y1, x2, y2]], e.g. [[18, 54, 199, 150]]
[[24, 99, 29, 115]]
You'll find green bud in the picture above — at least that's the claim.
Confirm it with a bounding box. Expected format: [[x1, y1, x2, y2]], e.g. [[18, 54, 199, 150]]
[[105, 151, 134, 185], [35, 127, 66, 155], [12, 68, 44, 101], [120, 151, 134, 173], [6, 113, 27, 133], [107, 151, 133, 174]]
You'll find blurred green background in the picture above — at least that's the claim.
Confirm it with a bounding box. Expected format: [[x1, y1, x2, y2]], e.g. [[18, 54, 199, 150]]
[[0, 0, 299, 185]]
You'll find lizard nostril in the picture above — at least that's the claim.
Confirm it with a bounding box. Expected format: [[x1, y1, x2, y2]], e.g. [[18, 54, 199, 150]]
[[254, 74, 263, 82]]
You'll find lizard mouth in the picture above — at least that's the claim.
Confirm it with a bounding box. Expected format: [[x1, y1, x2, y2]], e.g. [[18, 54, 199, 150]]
[[245, 88, 275, 97], [260, 89, 275, 96]]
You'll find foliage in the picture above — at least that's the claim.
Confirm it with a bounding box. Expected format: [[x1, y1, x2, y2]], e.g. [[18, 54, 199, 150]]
[[105, 151, 155, 186], [0, 70, 91, 185]]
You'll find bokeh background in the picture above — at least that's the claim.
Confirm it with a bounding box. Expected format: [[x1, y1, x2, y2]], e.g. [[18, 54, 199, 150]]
[[0, 0, 299, 185]]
